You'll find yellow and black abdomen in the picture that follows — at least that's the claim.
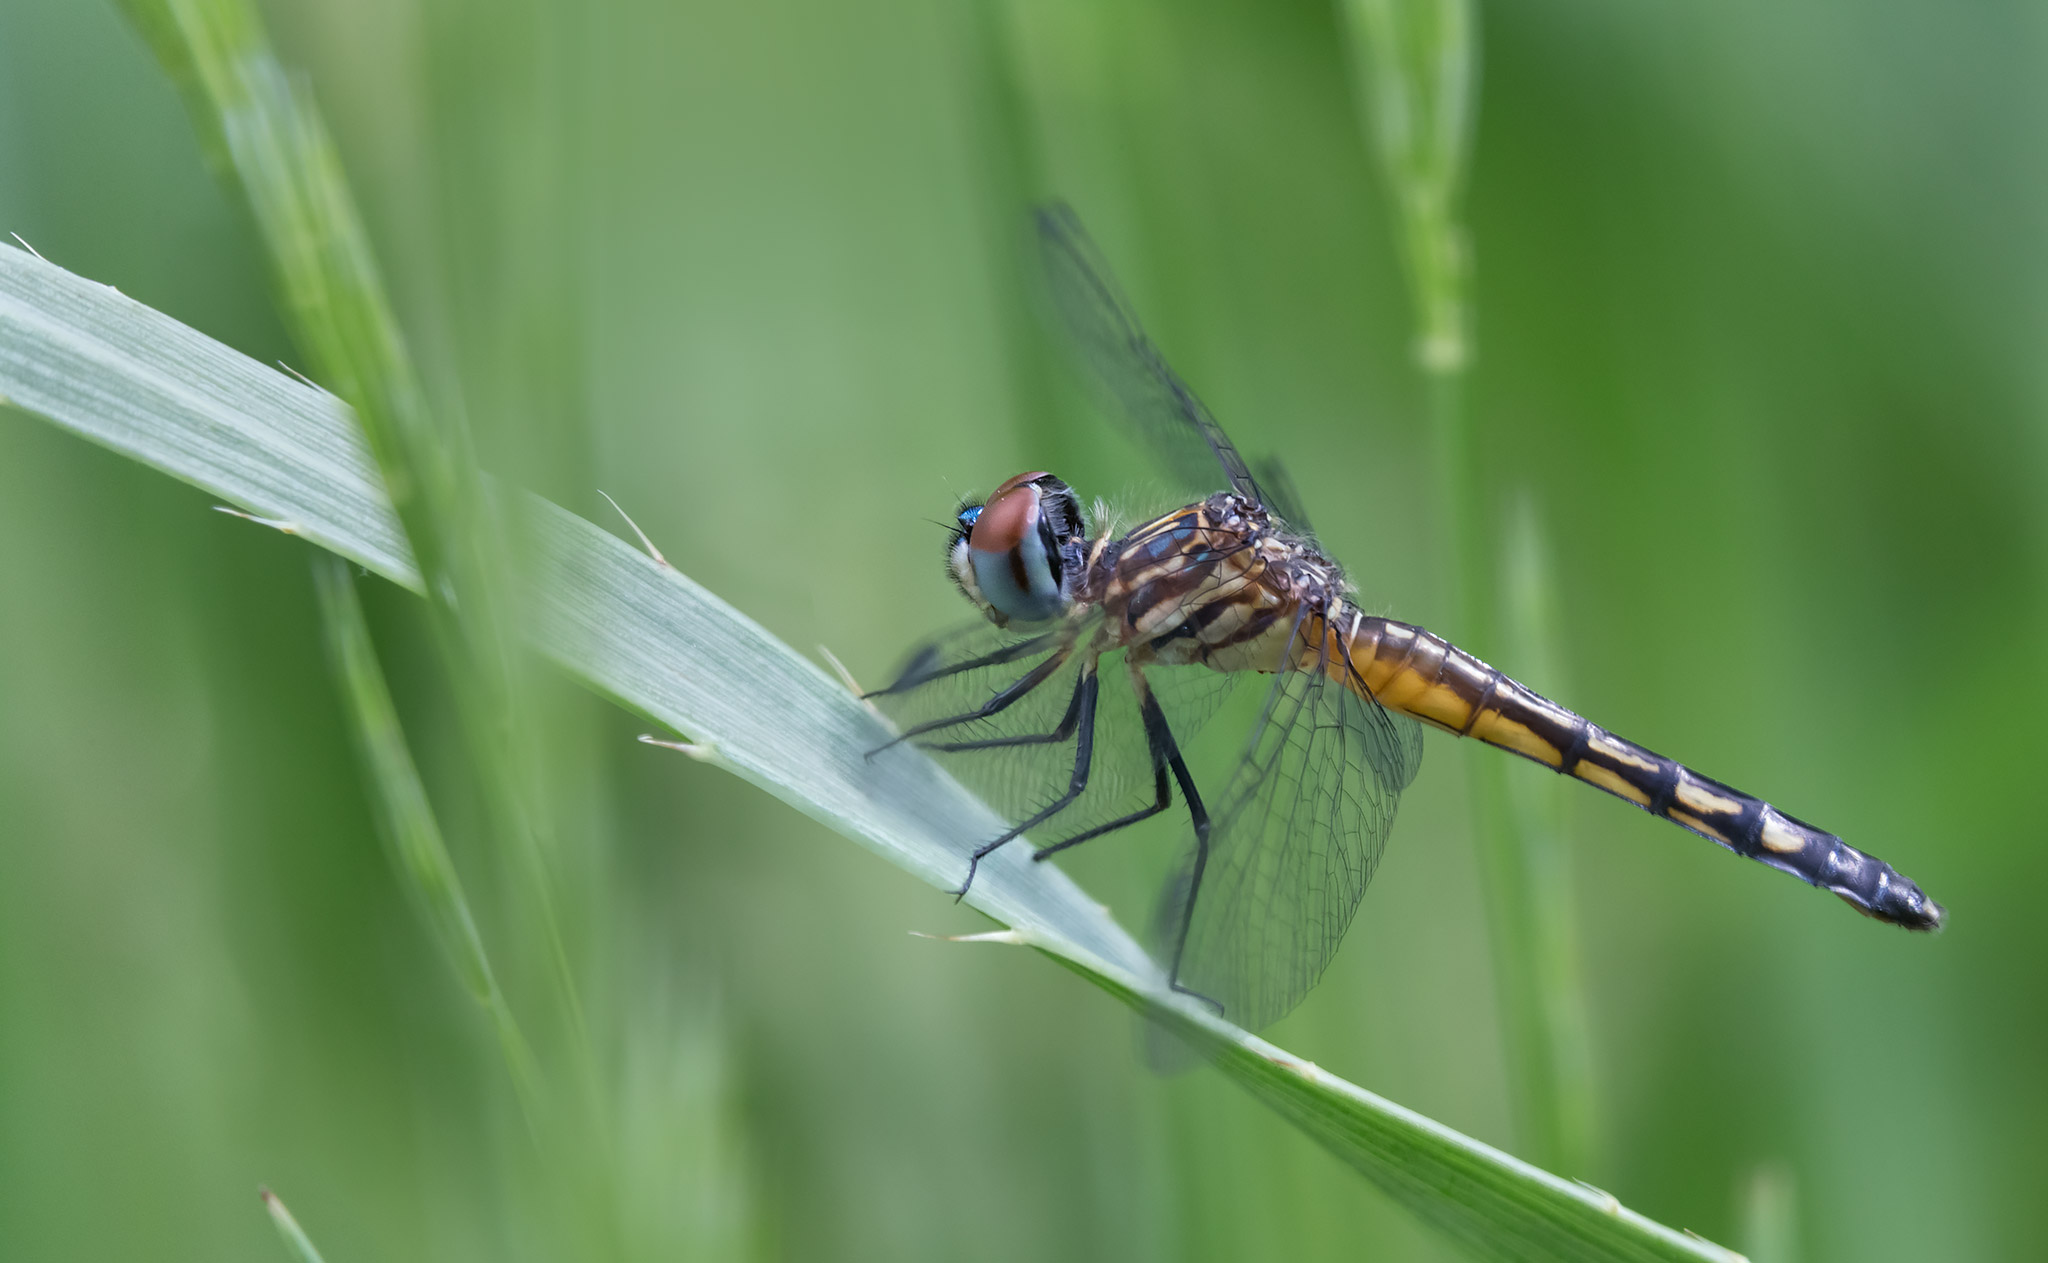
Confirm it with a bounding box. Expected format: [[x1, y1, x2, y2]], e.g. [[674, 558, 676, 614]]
[[1343, 616, 1945, 931]]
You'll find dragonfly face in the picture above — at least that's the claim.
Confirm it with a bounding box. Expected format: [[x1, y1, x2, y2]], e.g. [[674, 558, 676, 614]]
[[869, 204, 1943, 1037], [947, 471, 1088, 628]]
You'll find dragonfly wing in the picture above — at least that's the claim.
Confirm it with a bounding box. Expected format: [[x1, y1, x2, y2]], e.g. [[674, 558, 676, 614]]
[[1037, 203, 1273, 510], [1157, 621, 1425, 1032]]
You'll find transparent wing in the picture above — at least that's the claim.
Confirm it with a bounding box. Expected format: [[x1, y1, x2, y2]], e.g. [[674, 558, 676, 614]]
[[1157, 620, 1425, 1032], [869, 616, 1239, 851], [1037, 203, 1279, 515]]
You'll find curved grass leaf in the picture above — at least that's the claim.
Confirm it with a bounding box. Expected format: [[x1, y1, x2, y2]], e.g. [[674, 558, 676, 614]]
[[0, 242, 1740, 1263]]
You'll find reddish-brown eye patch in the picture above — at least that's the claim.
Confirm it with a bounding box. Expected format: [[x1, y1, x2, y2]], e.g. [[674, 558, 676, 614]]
[[970, 482, 1039, 554], [991, 470, 1050, 497]]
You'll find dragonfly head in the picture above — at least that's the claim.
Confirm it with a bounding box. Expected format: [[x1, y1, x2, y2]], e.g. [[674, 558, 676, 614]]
[[949, 472, 1088, 627]]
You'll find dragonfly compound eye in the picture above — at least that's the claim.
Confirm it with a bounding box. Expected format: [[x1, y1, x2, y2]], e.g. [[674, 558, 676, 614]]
[[953, 473, 1075, 626]]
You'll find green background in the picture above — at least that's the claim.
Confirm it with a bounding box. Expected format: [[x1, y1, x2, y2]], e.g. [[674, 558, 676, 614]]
[[0, 0, 2039, 1259]]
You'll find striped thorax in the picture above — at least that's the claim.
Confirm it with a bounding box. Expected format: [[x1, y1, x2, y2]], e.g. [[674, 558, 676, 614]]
[[1094, 492, 1333, 674]]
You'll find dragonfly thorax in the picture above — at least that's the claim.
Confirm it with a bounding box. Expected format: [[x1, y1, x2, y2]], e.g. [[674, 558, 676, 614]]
[[1101, 491, 1348, 675], [948, 471, 1090, 628]]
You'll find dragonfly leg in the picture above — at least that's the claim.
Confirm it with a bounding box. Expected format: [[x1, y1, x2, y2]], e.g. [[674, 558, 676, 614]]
[[1031, 663, 1182, 860], [951, 665, 1100, 900], [1134, 680, 1215, 1012], [1030, 759, 1170, 861], [862, 632, 1054, 699], [866, 645, 1071, 759], [917, 665, 1088, 753]]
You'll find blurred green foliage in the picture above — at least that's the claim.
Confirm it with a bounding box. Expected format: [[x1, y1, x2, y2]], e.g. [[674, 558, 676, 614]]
[[0, 1, 2039, 1261]]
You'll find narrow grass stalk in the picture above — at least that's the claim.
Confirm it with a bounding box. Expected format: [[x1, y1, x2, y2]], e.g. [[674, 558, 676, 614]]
[[0, 241, 1741, 1262], [1498, 498, 1599, 1175], [1339, 0, 1597, 1173], [311, 553, 543, 1125], [258, 1188, 329, 1263], [1338, 0, 1473, 377], [116, 0, 585, 1047]]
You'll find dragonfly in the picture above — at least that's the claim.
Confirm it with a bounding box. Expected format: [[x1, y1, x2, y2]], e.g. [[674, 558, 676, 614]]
[[868, 204, 1945, 1032]]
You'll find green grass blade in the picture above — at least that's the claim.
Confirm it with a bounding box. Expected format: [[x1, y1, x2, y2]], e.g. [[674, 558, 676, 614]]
[[258, 1188, 329, 1263], [0, 242, 1739, 1262]]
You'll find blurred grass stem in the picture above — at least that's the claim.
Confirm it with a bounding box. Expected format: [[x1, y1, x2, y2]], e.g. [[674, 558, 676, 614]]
[[119, 0, 591, 1073], [312, 553, 543, 1127], [1495, 501, 1599, 1174], [1340, 0, 1596, 1174]]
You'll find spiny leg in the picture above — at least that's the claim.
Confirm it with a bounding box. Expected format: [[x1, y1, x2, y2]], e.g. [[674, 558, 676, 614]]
[[863, 632, 1054, 699], [1139, 679, 1217, 1012], [1030, 760, 1170, 861], [1028, 665, 1222, 1013], [1031, 668, 1179, 859], [866, 645, 1071, 758], [920, 668, 1088, 753], [952, 662, 1101, 900]]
